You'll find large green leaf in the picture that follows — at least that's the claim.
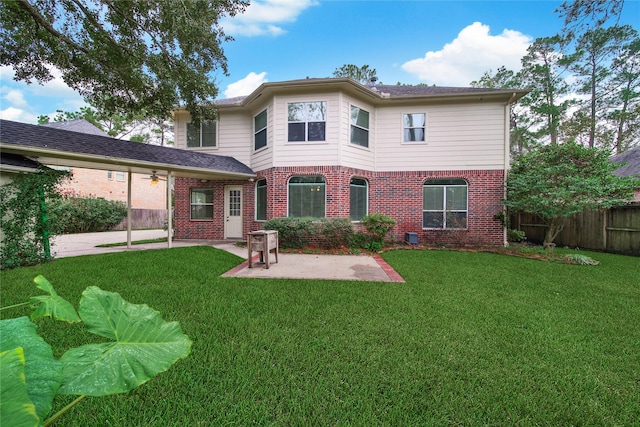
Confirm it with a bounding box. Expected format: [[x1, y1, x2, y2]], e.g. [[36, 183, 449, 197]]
[[59, 286, 192, 396], [29, 275, 81, 323], [0, 348, 41, 427], [0, 316, 62, 422]]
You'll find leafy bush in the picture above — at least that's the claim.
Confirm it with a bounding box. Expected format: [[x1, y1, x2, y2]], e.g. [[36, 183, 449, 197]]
[[360, 213, 396, 244], [263, 217, 316, 248], [0, 167, 70, 270], [508, 229, 527, 242], [49, 194, 127, 234], [320, 218, 354, 248]]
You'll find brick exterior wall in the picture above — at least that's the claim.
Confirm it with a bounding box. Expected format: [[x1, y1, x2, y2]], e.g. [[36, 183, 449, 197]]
[[174, 166, 506, 246]]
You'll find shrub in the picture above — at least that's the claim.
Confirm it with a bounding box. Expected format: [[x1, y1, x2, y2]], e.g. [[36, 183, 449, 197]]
[[360, 213, 396, 244], [508, 229, 527, 243], [49, 194, 127, 234], [263, 217, 316, 248], [0, 167, 70, 270], [320, 218, 354, 248]]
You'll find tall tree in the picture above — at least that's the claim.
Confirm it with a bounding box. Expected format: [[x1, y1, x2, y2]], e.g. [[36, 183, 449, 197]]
[[504, 141, 637, 250], [0, 0, 247, 122], [520, 36, 573, 145], [332, 64, 378, 85], [606, 33, 640, 153], [556, 0, 626, 39], [561, 25, 636, 148]]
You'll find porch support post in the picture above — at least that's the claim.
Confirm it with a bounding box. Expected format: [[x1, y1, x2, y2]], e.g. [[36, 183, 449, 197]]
[[167, 171, 173, 248], [127, 171, 132, 248]]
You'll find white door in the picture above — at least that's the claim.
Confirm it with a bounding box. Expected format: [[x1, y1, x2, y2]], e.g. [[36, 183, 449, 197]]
[[224, 185, 243, 239]]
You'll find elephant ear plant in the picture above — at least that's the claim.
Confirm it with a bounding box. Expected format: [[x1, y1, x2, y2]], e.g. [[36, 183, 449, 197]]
[[0, 275, 192, 426]]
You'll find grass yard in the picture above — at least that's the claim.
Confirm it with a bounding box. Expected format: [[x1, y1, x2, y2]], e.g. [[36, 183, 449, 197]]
[[1, 247, 639, 425]]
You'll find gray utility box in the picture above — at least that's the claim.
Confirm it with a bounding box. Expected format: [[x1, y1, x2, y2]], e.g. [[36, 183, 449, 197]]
[[248, 230, 279, 269], [405, 232, 419, 245]]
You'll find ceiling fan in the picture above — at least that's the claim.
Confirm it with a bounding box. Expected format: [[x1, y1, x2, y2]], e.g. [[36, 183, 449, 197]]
[[145, 170, 166, 185]]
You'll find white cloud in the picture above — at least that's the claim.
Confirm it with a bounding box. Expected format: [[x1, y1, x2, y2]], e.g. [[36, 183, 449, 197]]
[[2, 88, 28, 108], [224, 72, 268, 98], [402, 22, 532, 87], [222, 0, 318, 37], [0, 107, 39, 124]]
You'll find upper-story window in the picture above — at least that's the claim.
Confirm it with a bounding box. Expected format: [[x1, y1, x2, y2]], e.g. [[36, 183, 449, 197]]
[[288, 101, 326, 142], [404, 113, 426, 142], [350, 106, 369, 148], [423, 179, 468, 229], [187, 121, 217, 148], [254, 109, 267, 151]]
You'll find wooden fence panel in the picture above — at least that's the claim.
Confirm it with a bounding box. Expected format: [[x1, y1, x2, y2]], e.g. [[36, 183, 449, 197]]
[[513, 204, 639, 256], [113, 209, 167, 231]]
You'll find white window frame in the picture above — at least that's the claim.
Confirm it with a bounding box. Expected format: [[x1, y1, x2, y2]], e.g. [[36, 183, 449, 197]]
[[254, 109, 267, 151], [423, 179, 468, 229], [403, 113, 427, 143], [287, 101, 327, 142], [255, 178, 267, 221], [186, 121, 217, 148], [190, 188, 214, 221], [350, 105, 370, 148], [287, 175, 326, 218], [350, 177, 368, 222]]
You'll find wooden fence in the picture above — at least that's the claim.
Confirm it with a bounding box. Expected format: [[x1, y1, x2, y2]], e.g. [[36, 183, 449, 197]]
[[112, 208, 167, 231], [513, 204, 640, 256]]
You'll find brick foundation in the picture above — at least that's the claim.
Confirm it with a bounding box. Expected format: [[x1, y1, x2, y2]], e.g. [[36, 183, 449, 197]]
[[174, 167, 506, 246]]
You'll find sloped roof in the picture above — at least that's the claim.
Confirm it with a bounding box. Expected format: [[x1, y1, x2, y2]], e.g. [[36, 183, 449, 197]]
[[611, 146, 640, 178], [0, 119, 254, 179], [42, 119, 109, 136], [0, 152, 42, 171]]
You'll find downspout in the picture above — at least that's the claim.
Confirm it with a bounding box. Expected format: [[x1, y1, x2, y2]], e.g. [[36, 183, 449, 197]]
[[127, 171, 132, 248], [167, 171, 173, 249], [503, 93, 517, 247]]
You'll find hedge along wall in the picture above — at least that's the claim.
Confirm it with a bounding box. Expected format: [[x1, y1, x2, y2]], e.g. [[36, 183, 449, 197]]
[[173, 167, 505, 246]]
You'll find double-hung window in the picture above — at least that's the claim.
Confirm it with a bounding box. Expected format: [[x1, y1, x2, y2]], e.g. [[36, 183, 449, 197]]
[[404, 113, 426, 142], [255, 178, 267, 221], [190, 188, 214, 220], [288, 176, 325, 218], [423, 179, 468, 229], [187, 121, 217, 148], [288, 102, 326, 142], [254, 109, 267, 150], [350, 178, 368, 221], [350, 106, 369, 147]]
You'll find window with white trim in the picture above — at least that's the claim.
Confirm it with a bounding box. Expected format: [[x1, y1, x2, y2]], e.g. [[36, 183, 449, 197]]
[[288, 176, 325, 218], [350, 177, 368, 221], [187, 121, 217, 148], [190, 188, 214, 220], [423, 179, 468, 229], [350, 105, 369, 147], [254, 109, 267, 150], [255, 178, 267, 221], [287, 102, 326, 142], [404, 113, 426, 142]]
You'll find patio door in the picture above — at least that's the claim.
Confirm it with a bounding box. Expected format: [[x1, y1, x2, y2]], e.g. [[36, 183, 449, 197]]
[[224, 185, 243, 239]]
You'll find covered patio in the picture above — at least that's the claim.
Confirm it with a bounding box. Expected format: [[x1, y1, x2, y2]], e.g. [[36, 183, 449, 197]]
[[0, 119, 255, 248]]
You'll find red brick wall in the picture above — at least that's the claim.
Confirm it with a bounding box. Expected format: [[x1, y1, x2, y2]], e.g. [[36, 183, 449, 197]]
[[174, 167, 506, 246]]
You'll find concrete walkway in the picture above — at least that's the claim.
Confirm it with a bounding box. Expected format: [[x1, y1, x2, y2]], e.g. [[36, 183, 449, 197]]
[[50, 230, 404, 282]]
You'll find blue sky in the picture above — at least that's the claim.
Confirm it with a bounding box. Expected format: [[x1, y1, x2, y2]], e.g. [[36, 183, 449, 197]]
[[1, 0, 639, 124]]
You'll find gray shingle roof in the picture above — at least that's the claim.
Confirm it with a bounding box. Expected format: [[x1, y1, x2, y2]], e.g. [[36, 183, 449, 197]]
[[0, 119, 254, 177], [42, 119, 110, 136], [611, 146, 640, 178]]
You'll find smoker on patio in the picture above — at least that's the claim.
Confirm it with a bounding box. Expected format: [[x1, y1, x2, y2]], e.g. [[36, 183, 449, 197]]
[[247, 230, 279, 269]]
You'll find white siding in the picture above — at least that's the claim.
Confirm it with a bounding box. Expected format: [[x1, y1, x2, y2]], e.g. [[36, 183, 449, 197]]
[[375, 103, 506, 171], [251, 101, 274, 172]]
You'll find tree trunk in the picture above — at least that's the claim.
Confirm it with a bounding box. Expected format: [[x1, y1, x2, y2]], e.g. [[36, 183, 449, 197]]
[[543, 217, 565, 252]]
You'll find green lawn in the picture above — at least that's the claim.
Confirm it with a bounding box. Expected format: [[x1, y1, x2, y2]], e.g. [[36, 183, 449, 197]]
[[1, 247, 639, 425]]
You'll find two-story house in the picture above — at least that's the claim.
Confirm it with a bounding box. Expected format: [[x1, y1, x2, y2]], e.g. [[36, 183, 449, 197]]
[[172, 78, 527, 246]]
